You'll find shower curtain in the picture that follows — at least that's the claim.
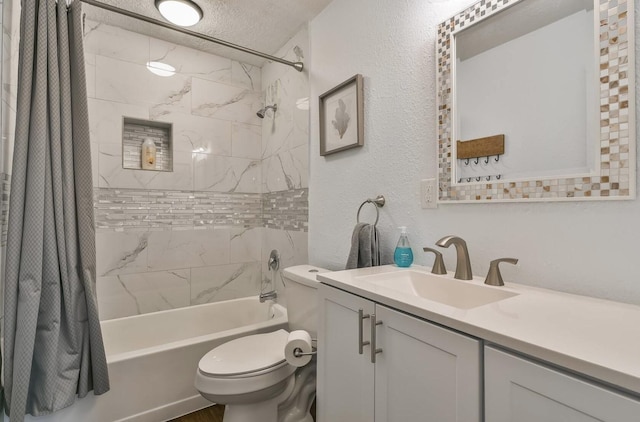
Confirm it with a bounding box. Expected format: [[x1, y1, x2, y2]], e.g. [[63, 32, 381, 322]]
[[3, 0, 110, 420]]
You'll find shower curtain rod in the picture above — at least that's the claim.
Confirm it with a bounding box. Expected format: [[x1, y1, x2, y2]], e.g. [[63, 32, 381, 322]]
[[79, 0, 304, 72]]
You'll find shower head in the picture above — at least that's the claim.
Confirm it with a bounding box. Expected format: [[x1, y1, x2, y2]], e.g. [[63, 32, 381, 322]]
[[257, 104, 277, 118]]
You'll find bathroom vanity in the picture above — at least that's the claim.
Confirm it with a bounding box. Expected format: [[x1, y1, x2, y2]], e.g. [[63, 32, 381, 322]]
[[316, 266, 640, 421]]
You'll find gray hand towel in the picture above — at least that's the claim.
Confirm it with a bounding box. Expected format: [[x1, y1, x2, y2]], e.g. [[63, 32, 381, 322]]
[[346, 223, 381, 269]]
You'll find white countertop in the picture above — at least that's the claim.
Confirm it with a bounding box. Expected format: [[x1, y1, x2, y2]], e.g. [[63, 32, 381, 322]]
[[318, 265, 640, 395]]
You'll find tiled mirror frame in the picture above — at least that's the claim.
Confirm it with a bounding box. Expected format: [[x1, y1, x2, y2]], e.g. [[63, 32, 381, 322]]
[[437, 0, 635, 202]]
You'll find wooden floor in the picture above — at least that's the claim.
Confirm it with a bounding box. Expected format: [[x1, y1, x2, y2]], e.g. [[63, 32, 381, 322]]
[[170, 405, 225, 422], [170, 401, 315, 422]]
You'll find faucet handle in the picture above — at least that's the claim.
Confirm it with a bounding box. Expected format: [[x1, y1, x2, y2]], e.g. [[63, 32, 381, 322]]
[[423, 247, 447, 275], [484, 258, 518, 286]]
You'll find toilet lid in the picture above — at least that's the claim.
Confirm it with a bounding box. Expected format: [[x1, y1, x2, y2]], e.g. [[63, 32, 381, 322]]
[[198, 329, 289, 376]]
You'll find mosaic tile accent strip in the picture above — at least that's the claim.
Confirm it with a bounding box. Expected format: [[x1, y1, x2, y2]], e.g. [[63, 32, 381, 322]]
[[95, 188, 262, 230], [122, 119, 172, 171], [436, 0, 634, 202], [1, 173, 10, 247], [263, 188, 309, 232], [205, 192, 264, 228]]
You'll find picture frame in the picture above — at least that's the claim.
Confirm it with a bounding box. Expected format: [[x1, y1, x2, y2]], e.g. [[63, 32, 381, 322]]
[[319, 74, 364, 156]]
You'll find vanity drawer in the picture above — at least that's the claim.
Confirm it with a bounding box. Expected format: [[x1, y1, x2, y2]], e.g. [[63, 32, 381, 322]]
[[485, 346, 640, 422]]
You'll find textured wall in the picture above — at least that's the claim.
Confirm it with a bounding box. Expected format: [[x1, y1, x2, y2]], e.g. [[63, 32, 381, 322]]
[[309, 0, 640, 305]]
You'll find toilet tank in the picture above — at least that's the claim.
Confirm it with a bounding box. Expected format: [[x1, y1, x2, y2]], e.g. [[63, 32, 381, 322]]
[[282, 265, 330, 339]]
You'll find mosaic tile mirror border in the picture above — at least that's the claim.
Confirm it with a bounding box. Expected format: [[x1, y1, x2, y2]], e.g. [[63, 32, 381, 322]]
[[437, 0, 635, 202]]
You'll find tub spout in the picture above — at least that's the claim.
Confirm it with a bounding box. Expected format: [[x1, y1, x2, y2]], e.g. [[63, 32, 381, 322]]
[[259, 290, 277, 303]]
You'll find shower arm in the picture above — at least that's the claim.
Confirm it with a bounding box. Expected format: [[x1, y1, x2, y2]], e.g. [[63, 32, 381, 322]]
[[79, 0, 304, 72]]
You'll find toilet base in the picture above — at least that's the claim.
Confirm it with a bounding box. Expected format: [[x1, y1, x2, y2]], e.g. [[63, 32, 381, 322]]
[[278, 363, 317, 422], [216, 364, 316, 422], [222, 376, 294, 422], [225, 400, 278, 422]]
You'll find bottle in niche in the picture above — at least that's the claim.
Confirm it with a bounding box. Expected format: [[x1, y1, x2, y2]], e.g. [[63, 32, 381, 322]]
[[394, 226, 414, 267], [141, 138, 157, 170]]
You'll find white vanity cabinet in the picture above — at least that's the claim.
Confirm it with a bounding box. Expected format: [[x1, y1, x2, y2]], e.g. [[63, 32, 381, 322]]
[[317, 284, 482, 422], [485, 346, 640, 422]]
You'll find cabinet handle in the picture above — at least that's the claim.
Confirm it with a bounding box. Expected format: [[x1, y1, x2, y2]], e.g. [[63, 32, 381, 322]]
[[370, 314, 383, 363], [358, 309, 371, 355]]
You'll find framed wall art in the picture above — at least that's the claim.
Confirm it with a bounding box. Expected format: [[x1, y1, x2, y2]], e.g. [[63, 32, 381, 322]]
[[319, 74, 364, 156]]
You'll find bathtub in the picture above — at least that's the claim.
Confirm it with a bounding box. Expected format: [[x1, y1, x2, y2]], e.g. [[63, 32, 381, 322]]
[[22, 297, 288, 422]]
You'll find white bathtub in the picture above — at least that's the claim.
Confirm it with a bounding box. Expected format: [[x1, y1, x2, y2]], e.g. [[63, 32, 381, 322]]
[[22, 297, 288, 422]]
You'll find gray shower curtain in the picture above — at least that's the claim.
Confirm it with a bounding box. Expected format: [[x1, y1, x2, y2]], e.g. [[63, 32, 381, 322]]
[[3, 0, 110, 420]]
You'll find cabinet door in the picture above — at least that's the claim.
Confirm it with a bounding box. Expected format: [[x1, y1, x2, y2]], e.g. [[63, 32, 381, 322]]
[[317, 284, 375, 422], [374, 305, 482, 422], [485, 346, 640, 422]]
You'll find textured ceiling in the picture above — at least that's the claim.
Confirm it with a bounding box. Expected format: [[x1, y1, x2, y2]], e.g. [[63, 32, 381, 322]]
[[82, 0, 333, 67]]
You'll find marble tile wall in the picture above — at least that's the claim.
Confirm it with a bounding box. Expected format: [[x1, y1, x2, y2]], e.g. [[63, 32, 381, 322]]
[[1, 173, 9, 246], [259, 27, 311, 304], [92, 229, 302, 322], [0, 0, 20, 323], [84, 19, 263, 193], [261, 28, 310, 194], [95, 228, 264, 320], [84, 20, 271, 319], [261, 228, 309, 308], [2, 0, 18, 178], [87, 22, 311, 320]]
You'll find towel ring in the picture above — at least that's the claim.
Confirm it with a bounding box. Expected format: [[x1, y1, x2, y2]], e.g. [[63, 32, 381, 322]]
[[356, 195, 386, 226]]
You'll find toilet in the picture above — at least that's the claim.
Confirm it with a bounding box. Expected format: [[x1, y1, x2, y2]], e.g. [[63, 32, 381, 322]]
[[195, 265, 328, 422]]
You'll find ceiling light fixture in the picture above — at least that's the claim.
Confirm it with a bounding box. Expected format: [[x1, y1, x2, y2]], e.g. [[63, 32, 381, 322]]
[[155, 0, 203, 27]]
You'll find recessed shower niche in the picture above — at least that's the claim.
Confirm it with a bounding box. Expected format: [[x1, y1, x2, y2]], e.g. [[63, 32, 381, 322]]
[[122, 117, 173, 172]]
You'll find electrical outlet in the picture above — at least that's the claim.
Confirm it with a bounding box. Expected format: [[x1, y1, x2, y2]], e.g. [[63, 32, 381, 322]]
[[421, 179, 438, 209]]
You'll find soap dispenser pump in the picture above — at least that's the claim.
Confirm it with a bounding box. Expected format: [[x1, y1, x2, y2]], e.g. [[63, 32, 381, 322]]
[[394, 226, 414, 267]]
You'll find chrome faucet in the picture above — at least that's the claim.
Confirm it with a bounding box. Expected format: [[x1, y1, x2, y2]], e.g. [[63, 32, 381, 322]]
[[259, 290, 278, 303], [436, 235, 473, 280], [260, 249, 280, 303]]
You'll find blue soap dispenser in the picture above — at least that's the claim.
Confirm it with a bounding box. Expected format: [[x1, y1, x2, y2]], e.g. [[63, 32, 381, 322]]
[[394, 226, 414, 267]]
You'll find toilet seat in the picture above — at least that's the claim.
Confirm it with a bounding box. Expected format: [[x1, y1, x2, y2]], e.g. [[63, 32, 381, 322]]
[[198, 329, 290, 378], [195, 329, 297, 402]]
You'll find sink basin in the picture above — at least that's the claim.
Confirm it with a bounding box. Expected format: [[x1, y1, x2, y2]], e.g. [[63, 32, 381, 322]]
[[359, 270, 518, 309]]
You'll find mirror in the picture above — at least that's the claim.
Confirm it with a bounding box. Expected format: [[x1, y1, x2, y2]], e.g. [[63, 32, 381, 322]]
[[437, 0, 635, 202]]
